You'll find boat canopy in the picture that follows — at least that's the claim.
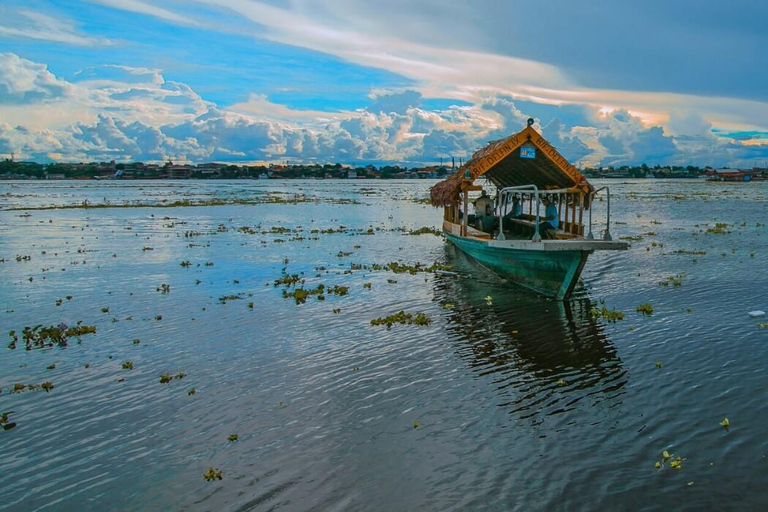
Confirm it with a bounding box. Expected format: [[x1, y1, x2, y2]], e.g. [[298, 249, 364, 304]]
[[430, 121, 593, 207]]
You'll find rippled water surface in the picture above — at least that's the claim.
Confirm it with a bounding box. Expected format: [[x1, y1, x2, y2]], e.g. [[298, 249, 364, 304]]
[[1, 179, 768, 511]]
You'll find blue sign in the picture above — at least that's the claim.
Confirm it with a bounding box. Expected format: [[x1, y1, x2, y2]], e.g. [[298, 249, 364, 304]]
[[520, 147, 536, 159]]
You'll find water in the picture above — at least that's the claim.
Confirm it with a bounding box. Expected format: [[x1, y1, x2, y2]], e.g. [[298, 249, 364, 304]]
[[1, 179, 768, 511]]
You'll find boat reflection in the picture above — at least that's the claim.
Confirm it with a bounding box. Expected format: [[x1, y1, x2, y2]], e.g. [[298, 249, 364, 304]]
[[435, 245, 627, 418]]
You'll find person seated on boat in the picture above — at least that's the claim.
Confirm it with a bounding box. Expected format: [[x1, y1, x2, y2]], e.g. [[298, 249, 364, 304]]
[[509, 194, 522, 218], [537, 196, 559, 238]]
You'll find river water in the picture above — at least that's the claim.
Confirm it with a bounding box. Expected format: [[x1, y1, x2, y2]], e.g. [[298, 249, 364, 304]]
[[1, 179, 767, 511]]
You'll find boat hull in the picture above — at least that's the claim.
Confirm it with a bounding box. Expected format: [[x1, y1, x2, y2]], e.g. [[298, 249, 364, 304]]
[[445, 232, 590, 300]]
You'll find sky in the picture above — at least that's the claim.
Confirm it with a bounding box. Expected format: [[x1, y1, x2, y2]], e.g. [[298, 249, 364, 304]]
[[1, 0, 768, 167]]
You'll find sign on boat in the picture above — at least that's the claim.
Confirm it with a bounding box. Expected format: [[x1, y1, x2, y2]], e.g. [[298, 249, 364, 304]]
[[430, 119, 628, 300]]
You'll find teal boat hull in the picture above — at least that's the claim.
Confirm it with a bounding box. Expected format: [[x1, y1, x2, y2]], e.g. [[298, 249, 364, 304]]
[[445, 232, 590, 300]]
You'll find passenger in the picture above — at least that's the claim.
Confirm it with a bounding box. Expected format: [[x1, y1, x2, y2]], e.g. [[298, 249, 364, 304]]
[[511, 195, 522, 218], [537, 196, 559, 238]]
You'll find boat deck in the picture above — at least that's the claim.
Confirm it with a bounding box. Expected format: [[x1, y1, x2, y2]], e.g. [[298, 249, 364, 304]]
[[443, 220, 628, 252]]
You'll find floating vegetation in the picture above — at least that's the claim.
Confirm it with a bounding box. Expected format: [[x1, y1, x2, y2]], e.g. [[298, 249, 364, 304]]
[[706, 223, 731, 235], [159, 372, 186, 384], [588, 305, 625, 322], [274, 274, 303, 287], [47, 363, 56, 370], [384, 261, 451, 274], [156, 284, 171, 293], [363, 282, 372, 289], [188, 388, 196, 396], [655, 449, 684, 470], [327, 285, 349, 296], [336, 251, 353, 258], [8, 322, 97, 350], [370, 311, 432, 329], [620, 235, 644, 241], [672, 249, 706, 255], [122, 361, 134, 370], [757, 321, 768, 329], [41, 381, 54, 392], [636, 304, 654, 315], [485, 295, 493, 305], [283, 284, 325, 305], [180, 260, 192, 267], [1, 411, 16, 431], [720, 418, 730, 429], [557, 378, 566, 386], [442, 303, 455, 310], [154, 315, 162, 321], [407, 226, 442, 236], [228, 434, 238, 442], [412, 422, 420, 429], [659, 272, 685, 287], [332, 308, 341, 314], [219, 295, 242, 304], [101, 307, 110, 313], [203, 468, 223, 481]]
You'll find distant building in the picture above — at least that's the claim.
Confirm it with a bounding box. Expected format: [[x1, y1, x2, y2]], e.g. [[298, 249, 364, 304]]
[[705, 168, 759, 182]]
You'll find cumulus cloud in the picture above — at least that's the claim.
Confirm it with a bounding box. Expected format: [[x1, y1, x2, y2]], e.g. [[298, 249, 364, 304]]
[[0, 53, 75, 104], [2, 52, 768, 167]]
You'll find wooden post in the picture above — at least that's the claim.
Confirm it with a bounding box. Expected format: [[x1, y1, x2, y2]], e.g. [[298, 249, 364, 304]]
[[578, 193, 584, 235], [558, 193, 565, 232], [571, 194, 577, 234], [462, 190, 469, 236]]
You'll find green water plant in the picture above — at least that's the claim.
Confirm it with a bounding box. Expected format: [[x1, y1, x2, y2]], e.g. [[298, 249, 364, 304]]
[[655, 449, 684, 470], [159, 373, 187, 384], [1, 411, 16, 431], [203, 468, 223, 481], [8, 322, 97, 350], [370, 311, 432, 329], [636, 304, 653, 315], [407, 226, 442, 236], [328, 285, 349, 296], [588, 306, 625, 322], [658, 273, 685, 287], [122, 361, 133, 370], [228, 434, 238, 442], [720, 418, 730, 429]]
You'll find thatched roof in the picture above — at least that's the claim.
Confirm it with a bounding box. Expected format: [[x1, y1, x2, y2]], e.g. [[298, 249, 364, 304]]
[[430, 123, 592, 207]]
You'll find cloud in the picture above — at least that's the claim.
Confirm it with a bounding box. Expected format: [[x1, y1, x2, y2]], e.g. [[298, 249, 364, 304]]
[[366, 90, 422, 115], [87, 0, 196, 26], [3, 52, 768, 168], [0, 8, 114, 46], [0, 53, 75, 104]]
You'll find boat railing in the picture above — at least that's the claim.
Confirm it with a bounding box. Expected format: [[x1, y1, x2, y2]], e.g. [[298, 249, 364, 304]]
[[497, 185, 542, 242], [496, 184, 613, 242], [587, 187, 612, 241]]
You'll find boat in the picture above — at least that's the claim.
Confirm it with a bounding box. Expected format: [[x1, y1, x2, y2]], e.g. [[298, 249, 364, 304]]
[[430, 119, 628, 300]]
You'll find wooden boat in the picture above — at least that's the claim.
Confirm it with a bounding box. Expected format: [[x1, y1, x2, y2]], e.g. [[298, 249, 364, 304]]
[[430, 119, 628, 300]]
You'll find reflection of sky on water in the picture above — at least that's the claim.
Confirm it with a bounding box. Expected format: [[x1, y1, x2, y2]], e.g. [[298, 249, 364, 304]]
[[1, 179, 768, 510]]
